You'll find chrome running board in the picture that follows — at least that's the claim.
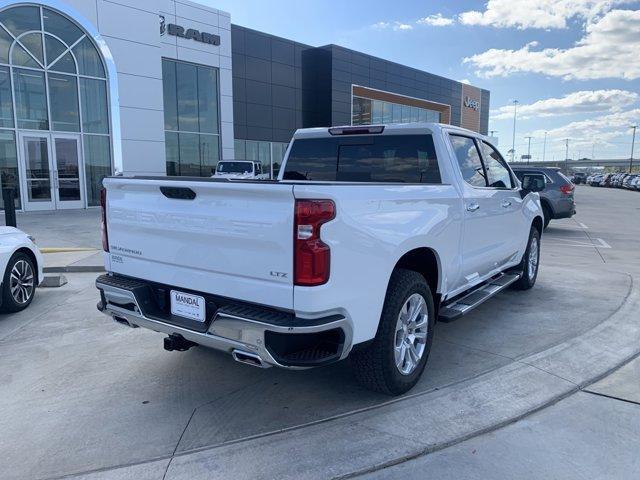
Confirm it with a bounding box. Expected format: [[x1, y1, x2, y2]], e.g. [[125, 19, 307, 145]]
[[438, 273, 520, 322]]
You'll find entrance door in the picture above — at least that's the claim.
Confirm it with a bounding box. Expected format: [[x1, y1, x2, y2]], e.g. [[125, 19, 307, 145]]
[[18, 133, 84, 211], [51, 135, 84, 209], [19, 134, 54, 211]]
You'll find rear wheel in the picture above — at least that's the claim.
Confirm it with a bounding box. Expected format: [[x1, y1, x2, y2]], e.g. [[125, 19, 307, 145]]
[[1, 252, 36, 313], [350, 269, 435, 395], [512, 227, 540, 291]]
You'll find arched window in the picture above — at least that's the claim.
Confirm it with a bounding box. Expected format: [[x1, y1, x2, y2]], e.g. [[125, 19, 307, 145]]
[[0, 5, 111, 208]]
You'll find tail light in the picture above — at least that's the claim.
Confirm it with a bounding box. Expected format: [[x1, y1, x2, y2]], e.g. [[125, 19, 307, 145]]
[[294, 199, 335, 286], [559, 183, 574, 195], [100, 188, 109, 252]]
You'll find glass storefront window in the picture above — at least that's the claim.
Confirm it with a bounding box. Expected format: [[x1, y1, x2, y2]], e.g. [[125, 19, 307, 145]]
[[0, 6, 40, 38], [165, 132, 179, 176], [43, 8, 83, 47], [401, 105, 411, 123], [84, 135, 110, 207], [0, 131, 20, 208], [0, 66, 13, 127], [163, 58, 221, 176], [72, 37, 105, 78], [352, 96, 444, 127], [391, 103, 402, 123], [233, 139, 289, 179], [0, 28, 11, 64], [372, 100, 383, 124], [20, 33, 44, 65], [197, 66, 218, 134], [382, 101, 392, 123], [13, 68, 48, 130], [0, 5, 112, 210], [48, 72, 80, 132], [80, 78, 108, 133]]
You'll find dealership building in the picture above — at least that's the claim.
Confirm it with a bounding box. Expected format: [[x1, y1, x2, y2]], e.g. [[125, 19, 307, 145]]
[[0, 0, 490, 211]]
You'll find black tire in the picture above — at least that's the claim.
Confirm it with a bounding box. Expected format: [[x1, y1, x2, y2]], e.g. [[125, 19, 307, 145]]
[[350, 269, 435, 396], [541, 204, 551, 229], [512, 227, 540, 291], [1, 251, 36, 313]]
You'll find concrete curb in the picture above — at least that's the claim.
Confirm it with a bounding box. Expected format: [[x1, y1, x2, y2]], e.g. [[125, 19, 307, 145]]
[[43, 266, 105, 273], [62, 274, 640, 480]]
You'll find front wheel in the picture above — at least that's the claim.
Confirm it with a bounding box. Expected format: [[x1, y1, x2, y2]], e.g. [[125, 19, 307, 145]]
[[350, 269, 435, 395], [512, 227, 541, 290], [1, 252, 36, 313]]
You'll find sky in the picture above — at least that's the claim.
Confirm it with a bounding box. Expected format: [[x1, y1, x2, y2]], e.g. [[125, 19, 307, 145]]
[[203, 0, 640, 161]]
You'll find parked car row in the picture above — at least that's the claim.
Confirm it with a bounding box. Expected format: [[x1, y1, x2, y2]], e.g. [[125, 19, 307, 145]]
[[587, 173, 640, 190], [571, 172, 587, 184]]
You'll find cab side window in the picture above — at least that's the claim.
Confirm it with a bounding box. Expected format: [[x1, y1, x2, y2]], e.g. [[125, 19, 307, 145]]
[[481, 141, 514, 189], [450, 134, 487, 187]]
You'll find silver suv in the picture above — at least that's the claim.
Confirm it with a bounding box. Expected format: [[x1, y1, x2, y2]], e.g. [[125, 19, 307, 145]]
[[512, 167, 575, 228]]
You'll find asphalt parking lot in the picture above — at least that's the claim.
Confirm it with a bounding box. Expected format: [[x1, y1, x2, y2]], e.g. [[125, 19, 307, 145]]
[[1, 185, 639, 480]]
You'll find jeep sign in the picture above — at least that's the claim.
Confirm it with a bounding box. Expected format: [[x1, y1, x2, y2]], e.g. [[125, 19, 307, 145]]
[[160, 16, 220, 46], [464, 96, 480, 111]]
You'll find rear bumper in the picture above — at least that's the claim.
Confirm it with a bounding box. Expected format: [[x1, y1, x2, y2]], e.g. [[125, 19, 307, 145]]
[[96, 274, 352, 369]]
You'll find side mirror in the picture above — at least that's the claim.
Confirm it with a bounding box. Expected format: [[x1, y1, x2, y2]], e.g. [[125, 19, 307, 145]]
[[521, 173, 545, 193]]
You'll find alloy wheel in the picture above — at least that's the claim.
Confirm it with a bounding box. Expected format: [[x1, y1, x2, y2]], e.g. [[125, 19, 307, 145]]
[[10, 259, 34, 305], [528, 236, 539, 281], [394, 293, 429, 375]]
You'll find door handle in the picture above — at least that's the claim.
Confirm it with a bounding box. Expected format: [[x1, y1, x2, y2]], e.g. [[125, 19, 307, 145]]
[[466, 202, 480, 212], [501, 200, 512, 208]]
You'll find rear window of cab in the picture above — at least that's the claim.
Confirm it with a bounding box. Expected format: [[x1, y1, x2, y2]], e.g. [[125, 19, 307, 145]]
[[282, 134, 441, 184]]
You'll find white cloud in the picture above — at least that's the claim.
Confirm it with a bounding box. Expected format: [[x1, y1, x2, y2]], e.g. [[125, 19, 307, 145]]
[[464, 9, 640, 80], [372, 21, 413, 31], [525, 108, 640, 145], [417, 14, 455, 26], [459, 78, 472, 84], [491, 90, 639, 120], [458, 0, 630, 29]]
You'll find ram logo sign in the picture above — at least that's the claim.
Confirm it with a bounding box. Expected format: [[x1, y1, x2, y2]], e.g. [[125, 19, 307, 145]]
[[464, 96, 480, 111], [159, 15, 221, 46]]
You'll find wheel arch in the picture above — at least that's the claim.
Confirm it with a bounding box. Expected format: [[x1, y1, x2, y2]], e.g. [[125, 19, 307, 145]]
[[392, 247, 441, 302], [532, 216, 544, 236], [14, 247, 39, 275], [539, 197, 555, 217]]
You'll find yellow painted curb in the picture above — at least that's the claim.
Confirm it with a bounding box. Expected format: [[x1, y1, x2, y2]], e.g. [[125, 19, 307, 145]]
[[40, 247, 99, 254]]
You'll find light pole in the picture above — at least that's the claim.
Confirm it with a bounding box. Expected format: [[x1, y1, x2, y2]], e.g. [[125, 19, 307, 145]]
[[489, 130, 498, 137], [525, 136, 532, 165], [511, 100, 518, 162], [542, 131, 547, 162], [564, 138, 570, 174], [592, 140, 595, 160], [630, 125, 637, 173]]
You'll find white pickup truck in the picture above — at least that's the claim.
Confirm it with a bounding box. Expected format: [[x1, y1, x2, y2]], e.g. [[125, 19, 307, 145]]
[[96, 123, 545, 395]]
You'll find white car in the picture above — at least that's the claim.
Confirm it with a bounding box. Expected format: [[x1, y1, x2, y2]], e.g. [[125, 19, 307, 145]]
[[97, 123, 545, 395], [0, 227, 43, 313], [213, 160, 269, 179]]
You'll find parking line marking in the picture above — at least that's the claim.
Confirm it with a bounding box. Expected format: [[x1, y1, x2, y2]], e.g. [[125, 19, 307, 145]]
[[544, 238, 612, 249], [579, 222, 589, 229]]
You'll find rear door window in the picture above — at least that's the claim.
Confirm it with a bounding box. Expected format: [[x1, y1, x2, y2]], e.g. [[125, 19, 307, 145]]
[[480, 141, 514, 189], [449, 134, 487, 187], [282, 134, 441, 183]]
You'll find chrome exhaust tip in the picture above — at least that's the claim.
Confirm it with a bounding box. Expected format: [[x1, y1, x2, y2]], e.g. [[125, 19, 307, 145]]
[[232, 349, 269, 368], [112, 315, 138, 328]]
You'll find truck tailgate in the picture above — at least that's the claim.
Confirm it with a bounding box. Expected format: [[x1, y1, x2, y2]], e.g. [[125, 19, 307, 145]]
[[103, 178, 295, 309]]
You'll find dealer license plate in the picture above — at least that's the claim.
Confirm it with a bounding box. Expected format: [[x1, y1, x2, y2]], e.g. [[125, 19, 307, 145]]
[[170, 290, 206, 322]]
